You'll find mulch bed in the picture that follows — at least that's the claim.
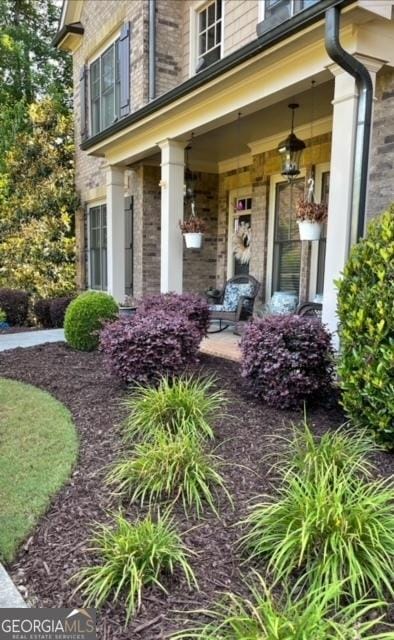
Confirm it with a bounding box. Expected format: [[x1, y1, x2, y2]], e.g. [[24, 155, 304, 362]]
[[0, 342, 392, 638]]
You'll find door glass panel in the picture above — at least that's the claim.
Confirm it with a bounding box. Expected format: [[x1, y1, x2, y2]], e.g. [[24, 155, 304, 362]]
[[231, 197, 252, 277], [272, 179, 304, 295]]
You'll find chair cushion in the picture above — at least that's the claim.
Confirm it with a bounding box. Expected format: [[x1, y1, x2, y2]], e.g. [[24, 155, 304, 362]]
[[222, 283, 254, 312], [208, 304, 225, 312]]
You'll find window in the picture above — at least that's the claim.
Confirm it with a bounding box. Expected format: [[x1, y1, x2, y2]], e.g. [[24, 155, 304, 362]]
[[259, 0, 319, 27], [90, 40, 121, 135], [272, 178, 305, 294], [196, 0, 222, 72], [89, 204, 107, 290], [316, 171, 330, 295]]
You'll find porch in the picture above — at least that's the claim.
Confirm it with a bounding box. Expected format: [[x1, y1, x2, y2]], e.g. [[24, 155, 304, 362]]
[[82, 13, 389, 342]]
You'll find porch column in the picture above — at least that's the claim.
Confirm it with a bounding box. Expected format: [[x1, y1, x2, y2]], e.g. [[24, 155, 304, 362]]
[[322, 58, 381, 344], [158, 139, 185, 293], [106, 165, 125, 302]]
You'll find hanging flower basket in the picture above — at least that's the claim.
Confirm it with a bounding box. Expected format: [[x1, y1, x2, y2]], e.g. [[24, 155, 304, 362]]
[[296, 197, 328, 241], [179, 217, 205, 249]]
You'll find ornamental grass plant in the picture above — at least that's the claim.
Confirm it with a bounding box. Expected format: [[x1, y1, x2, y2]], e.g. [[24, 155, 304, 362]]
[[172, 576, 391, 640], [278, 417, 377, 480], [75, 510, 197, 623], [122, 375, 226, 443], [107, 431, 230, 517], [241, 462, 394, 604]]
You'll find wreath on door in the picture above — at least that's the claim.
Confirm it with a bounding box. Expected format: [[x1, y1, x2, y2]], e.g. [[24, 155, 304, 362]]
[[233, 221, 251, 264]]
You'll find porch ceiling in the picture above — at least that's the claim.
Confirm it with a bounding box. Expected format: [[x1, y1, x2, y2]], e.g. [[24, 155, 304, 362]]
[[137, 79, 334, 173]]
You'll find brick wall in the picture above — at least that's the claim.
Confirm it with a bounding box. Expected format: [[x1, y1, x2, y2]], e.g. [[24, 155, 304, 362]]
[[183, 172, 219, 293], [368, 67, 394, 219]]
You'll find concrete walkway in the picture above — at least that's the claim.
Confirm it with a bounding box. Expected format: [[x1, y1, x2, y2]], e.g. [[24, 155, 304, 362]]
[[0, 329, 65, 352], [200, 328, 241, 362]]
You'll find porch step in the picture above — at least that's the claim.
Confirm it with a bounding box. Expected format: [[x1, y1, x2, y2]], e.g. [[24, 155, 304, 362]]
[[200, 332, 241, 362]]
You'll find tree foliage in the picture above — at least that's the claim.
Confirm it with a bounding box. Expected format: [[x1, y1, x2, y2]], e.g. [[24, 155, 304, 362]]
[[0, 0, 72, 163], [0, 0, 76, 298], [0, 98, 77, 297]]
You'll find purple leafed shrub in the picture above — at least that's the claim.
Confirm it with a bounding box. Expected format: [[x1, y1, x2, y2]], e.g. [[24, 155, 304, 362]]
[[100, 311, 202, 385], [34, 299, 52, 328], [0, 289, 29, 326], [49, 296, 74, 328], [136, 292, 210, 338], [240, 315, 334, 409]]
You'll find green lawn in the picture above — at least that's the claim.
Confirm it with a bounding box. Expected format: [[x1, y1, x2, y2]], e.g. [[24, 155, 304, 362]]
[[0, 378, 78, 563]]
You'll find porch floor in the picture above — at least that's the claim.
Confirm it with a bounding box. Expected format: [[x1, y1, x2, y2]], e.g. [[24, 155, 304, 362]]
[[200, 327, 241, 362]]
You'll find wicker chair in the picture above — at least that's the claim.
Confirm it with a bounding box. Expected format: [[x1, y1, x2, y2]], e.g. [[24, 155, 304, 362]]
[[296, 301, 323, 319], [207, 274, 260, 333]]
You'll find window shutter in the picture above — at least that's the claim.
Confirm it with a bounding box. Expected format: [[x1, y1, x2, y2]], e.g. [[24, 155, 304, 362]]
[[119, 22, 131, 118], [79, 65, 88, 139]]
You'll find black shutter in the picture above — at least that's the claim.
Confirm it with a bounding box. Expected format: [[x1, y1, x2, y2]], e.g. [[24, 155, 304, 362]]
[[119, 22, 130, 118], [79, 65, 88, 140], [124, 196, 133, 294]]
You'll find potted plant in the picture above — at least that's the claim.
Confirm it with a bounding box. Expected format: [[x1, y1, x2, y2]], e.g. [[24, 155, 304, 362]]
[[119, 295, 138, 318], [179, 216, 205, 249], [296, 197, 328, 241]]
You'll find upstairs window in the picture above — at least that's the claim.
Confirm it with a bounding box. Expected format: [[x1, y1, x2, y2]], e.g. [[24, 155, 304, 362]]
[[90, 40, 120, 135], [80, 22, 130, 140], [196, 0, 222, 72], [259, 0, 319, 30]]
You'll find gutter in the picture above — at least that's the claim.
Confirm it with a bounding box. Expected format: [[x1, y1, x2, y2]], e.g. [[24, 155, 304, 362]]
[[325, 5, 373, 241], [81, 0, 354, 151], [52, 21, 84, 48], [148, 0, 156, 102]]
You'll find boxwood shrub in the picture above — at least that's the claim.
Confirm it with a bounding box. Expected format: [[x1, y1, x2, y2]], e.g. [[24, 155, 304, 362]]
[[337, 207, 394, 448], [0, 288, 29, 326], [64, 291, 118, 351], [240, 315, 334, 409], [136, 292, 210, 338], [100, 311, 201, 385]]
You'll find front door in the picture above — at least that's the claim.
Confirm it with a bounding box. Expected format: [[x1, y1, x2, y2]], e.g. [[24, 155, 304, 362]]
[[228, 194, 252, 277]]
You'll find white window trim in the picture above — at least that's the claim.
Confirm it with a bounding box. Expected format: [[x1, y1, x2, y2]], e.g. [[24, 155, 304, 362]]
[[266, 168, 306, 302], [227, 185, 253, 279], [258, 0, 299, 22], [308, 162, 330, 300], [87, 201, 107, 292], [189, 0, 224, 77], [88, 30, 121, 137]]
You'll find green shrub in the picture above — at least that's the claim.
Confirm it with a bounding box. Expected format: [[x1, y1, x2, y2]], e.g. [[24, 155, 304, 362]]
[[0, 308, 6, 324], [241, 463, 394, 603], [172, 576, 391, 639], [337, 207, 394, 448], [75, 510, 196, 622], [107, 431, 229, 517], [122, 376, 226, 443], [64, 291, 118, 351]]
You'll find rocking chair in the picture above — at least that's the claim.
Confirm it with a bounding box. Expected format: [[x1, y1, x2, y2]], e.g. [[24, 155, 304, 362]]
[[207, 274, 260, 333]]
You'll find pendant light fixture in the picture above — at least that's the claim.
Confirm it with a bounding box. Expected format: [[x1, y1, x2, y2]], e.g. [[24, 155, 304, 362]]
[[278, 103, 306, 180]]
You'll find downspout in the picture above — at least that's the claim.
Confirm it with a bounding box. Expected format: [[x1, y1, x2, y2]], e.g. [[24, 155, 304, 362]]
[[148, 0, 156, 101], [325, 5, 373, 242]]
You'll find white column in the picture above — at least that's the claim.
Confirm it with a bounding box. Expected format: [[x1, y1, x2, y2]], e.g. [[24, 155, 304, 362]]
[[322, 67, 358, 343], [106, 165, 125, 302], [322, 58, 382, 344], [158, 139, 185, 293]]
